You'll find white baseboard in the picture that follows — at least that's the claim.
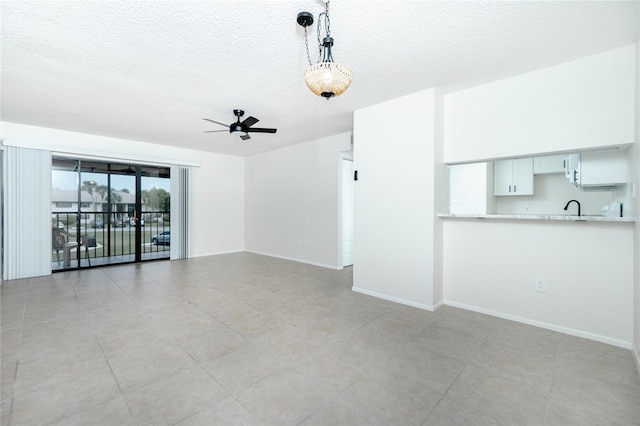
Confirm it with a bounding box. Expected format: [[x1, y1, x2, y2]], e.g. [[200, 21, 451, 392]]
[[432, 299, 444, 311], [444, 299, 632, 349], [352, 287, 440, 312], [245, 250, 341, 270], [633, 345, 640, 377], [192, 249, 244, 258]]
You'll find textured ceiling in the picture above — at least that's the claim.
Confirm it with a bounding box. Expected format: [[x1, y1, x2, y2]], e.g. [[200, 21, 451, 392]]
[[1, 1, 638, 157]]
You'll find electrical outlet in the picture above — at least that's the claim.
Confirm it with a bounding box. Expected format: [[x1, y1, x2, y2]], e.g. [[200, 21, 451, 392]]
[[534, 276, 546, 293]]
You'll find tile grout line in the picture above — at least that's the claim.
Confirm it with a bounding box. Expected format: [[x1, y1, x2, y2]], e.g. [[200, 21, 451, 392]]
[[5, 254, 639, 425], [428, 317, 502, 424]]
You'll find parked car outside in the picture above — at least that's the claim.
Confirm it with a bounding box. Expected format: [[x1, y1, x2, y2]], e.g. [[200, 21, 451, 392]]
[[151, 231, 170, 246], [91, 219, 104, 228], [129, 218, 145, 226], [113, 219, 125, 228]]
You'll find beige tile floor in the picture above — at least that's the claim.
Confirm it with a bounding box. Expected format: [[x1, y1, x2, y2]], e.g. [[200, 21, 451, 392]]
[[2, 252, 639, 425]]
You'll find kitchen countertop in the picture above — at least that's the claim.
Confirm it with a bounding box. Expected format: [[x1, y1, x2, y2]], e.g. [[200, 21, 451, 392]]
[[438, 213, 637, 222]]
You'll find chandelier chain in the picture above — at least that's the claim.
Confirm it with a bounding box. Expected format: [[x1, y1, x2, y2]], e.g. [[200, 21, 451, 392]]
[[316, 2, 330, 62], [325, 1, 331, 37], [302, 2, 333, 66], [303, 25, 313, 66], [316, 13, 323, 61]]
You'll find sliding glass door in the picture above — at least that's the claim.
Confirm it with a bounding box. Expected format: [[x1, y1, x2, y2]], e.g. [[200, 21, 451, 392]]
[[140, 165, 172, 261], [51, 158, 170, 270]]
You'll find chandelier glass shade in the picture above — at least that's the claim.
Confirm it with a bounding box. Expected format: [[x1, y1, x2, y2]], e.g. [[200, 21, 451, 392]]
[[303, 62, 353, 99]]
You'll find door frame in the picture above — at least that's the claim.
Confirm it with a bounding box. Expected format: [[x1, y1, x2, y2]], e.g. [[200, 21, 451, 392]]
[[340, 155, 354, 268], [52, 157, 170, 270]]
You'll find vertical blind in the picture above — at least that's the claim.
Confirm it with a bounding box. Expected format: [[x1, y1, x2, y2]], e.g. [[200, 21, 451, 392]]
[[170, 165, 194, 260], [2, 145, 52, 280]]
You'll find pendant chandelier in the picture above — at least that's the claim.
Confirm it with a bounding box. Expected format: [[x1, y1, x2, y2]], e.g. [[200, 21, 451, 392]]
[[297, 1, 353, 100]]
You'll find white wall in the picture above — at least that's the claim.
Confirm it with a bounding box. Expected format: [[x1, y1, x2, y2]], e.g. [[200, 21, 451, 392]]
[[443, 219, 635, 347], [244, 132, 352, 269], [444, 44, 636, 163], [632, 143, 640, 366], [352, 89, 444, 310], [633, 22, 640, 370], [191, 155, 245, 257], [433, 94, 447, 305], [0, 122, 245, 258]]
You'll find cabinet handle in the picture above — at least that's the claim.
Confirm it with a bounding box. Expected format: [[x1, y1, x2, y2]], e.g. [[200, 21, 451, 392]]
[[508, 185, 511, 193], [514, 185, 517, 193]]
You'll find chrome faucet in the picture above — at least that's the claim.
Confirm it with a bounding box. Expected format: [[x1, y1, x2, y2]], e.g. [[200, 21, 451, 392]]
[[564, 199, 581, 216]]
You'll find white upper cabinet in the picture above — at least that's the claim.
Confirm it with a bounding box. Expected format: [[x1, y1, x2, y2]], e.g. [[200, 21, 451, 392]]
[[562, 149, 628, 189], [493, 158, 534, 196], [578, 149, 628, 188], [533, 155, 565, 175]]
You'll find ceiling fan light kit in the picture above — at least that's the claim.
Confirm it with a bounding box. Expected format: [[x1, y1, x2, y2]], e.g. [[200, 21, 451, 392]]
[[297, 1, 352, 100]]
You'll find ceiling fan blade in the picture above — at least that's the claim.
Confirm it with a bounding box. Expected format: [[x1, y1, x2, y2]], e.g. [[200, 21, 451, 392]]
[[240, 134, 251, 141], [246, 127, 277, 134], [202, 118, 229, 127], [204, 130, 228, 133], [241, 116, 259, 128]]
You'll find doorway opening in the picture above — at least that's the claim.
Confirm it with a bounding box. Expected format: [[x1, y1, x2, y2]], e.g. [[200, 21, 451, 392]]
[[51, 157, 171, 270]]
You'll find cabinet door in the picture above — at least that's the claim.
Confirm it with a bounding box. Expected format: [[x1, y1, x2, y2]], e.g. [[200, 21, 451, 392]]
[[565, 154, 580, 184], [513, 158, 534, 195], [533, 155, 565, 174], [579, 149, 628, 186], [494, 158, 534, 196], [493, 160, 513, 196]]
